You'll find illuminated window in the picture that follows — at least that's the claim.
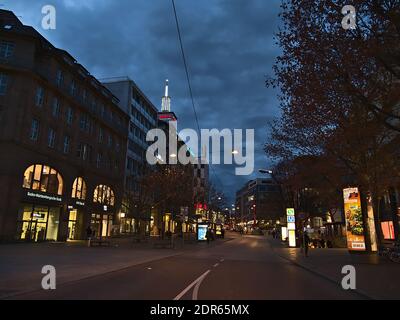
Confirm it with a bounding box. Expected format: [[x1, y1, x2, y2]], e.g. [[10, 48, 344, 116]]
[[93, 185, 115, 206], [381, 221, 395, 240], [72, 177, 87, 200], [22, 164, 63, 195]]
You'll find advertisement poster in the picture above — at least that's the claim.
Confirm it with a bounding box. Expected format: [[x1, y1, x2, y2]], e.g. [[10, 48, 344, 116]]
[[197, 224, 208, 241], [343, 188, 366, 251]]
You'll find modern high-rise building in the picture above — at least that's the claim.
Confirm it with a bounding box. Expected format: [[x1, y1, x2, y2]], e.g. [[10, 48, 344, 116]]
[[235, 178, 282, 229], [102, 77, 158, 234], [0, 10, 129, 242]]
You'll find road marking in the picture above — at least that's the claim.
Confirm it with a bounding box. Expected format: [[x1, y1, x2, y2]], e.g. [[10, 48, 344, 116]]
[[173, 270, 211, 301], [220, 258, 225, 262], [192, 271, 210, 300], [213, 263, 219, 267]]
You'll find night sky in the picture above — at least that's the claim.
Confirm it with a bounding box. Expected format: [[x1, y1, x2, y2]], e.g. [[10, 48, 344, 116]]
[[3, 0, 282, 203]]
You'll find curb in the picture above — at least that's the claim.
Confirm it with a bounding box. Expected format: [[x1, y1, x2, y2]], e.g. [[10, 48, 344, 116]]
[[267, 240, 377, 300]]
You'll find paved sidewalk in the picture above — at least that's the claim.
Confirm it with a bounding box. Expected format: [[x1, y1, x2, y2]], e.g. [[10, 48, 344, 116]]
[[267, 238, 400, 300], [0, 236, 233, 299]]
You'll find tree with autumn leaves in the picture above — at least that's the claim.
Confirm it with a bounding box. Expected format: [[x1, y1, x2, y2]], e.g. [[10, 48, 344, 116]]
[[266, 0, 400, 245]]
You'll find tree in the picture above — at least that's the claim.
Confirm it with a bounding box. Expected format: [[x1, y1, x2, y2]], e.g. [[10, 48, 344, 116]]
[[265, 0, 400, 245]]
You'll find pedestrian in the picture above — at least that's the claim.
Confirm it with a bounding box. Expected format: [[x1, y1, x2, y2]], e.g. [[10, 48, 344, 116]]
[[86, 225, 92, 247], [86, 226, 92, 239], [221, 228, 225, 239], [304, 231, 310, 257], [206, 228, 211, 244]]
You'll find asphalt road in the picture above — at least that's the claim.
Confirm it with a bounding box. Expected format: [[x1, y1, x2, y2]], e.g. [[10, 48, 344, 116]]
[[11, 235, 365, 300]]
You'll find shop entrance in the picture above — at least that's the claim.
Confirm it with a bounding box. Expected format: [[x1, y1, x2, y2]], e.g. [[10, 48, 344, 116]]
[[67, 210, 83, 240], [91, 214, 113, 239], [17, 204, 60, 242]]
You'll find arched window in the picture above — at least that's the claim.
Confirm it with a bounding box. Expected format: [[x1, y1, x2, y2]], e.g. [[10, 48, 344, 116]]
[[72, 177, 87, 200], [22, 164, 63, 195], [93, 185, 115, 206]]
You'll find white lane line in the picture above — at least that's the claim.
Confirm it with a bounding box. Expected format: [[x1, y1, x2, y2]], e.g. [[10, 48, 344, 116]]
[[220, 258, 225, 262], [173, 270, 211, 301], [192, 270, 210, 300], [213, 263, 219, 267]]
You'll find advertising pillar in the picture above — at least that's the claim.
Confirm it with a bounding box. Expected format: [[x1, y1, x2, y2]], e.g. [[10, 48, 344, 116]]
[[343, 188, 366, 252]]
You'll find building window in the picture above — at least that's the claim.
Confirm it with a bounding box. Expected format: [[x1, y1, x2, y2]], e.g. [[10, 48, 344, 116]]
[[30, 119, 39, 141], [63, 135, 70, 154], [96, 152, 103, 168], [66, 106, 74, 125], [56, 70, 64, 87], [48, 128, 56, 148], [35, 87, 45, 107], [98, 127, 104, 143], [77, 143, 92, 161], [72, 177, 87, 200], [0, 73, 8, 95], [93, 185, 115, 206], [22, 164, 63, 195], [52, 97, 60, 118], [108, 134, 113, 148], [0, 41, 15, 59], [82, 89, 87, 102], [79, 113, 92, 132], [70, 80, 77, 96]]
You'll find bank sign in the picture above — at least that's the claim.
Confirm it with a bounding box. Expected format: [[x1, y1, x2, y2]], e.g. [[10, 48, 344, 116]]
[[343, 188, 366, 251]]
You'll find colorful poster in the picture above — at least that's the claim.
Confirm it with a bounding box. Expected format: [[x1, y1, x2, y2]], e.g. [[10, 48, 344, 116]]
[[343, 188, 366, 251]]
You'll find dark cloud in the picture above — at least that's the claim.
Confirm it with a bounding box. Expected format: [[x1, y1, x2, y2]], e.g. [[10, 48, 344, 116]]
[[4, 0, 282, 202]]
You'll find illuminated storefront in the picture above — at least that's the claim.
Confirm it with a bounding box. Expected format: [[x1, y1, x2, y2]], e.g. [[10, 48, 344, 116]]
[[67, 177, 87, 240], [18, 164, 63, 242], [91, 185, 116, 238], [15, 164, 121, 242]]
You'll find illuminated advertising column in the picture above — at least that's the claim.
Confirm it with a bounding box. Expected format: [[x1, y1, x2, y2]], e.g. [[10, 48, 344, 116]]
[[286, 208, 296, 247], [343, 188, 366, 251]]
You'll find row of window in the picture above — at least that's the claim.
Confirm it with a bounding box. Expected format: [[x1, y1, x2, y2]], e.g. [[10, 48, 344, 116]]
[[23, 164, 115, 206], [29, 120, 121, 170], [35, 87, 121, 149], [53, 69, 124, 127], [130, 105, 154, 131], [1, 39, 125, 128]]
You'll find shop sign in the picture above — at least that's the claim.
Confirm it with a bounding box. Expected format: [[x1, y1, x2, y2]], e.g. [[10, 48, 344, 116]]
[[76, 200, 85, 207], [27, 191, 62, 203], [343, 188, 366, 251]]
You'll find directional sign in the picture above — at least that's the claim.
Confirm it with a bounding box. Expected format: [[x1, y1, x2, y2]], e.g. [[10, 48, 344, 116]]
[[286, 208, 295, 216], [287, 215, 295, 223]]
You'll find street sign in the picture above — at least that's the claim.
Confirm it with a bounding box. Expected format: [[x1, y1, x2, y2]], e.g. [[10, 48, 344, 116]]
[[286, 208, 295, 216], [287, 215, 295, 223]]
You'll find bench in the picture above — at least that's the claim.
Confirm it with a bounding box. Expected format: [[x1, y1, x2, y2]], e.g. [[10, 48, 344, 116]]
[[152, 240, 174, 249], [132, 235, 150, 243], [90, 239, 111, 247]]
